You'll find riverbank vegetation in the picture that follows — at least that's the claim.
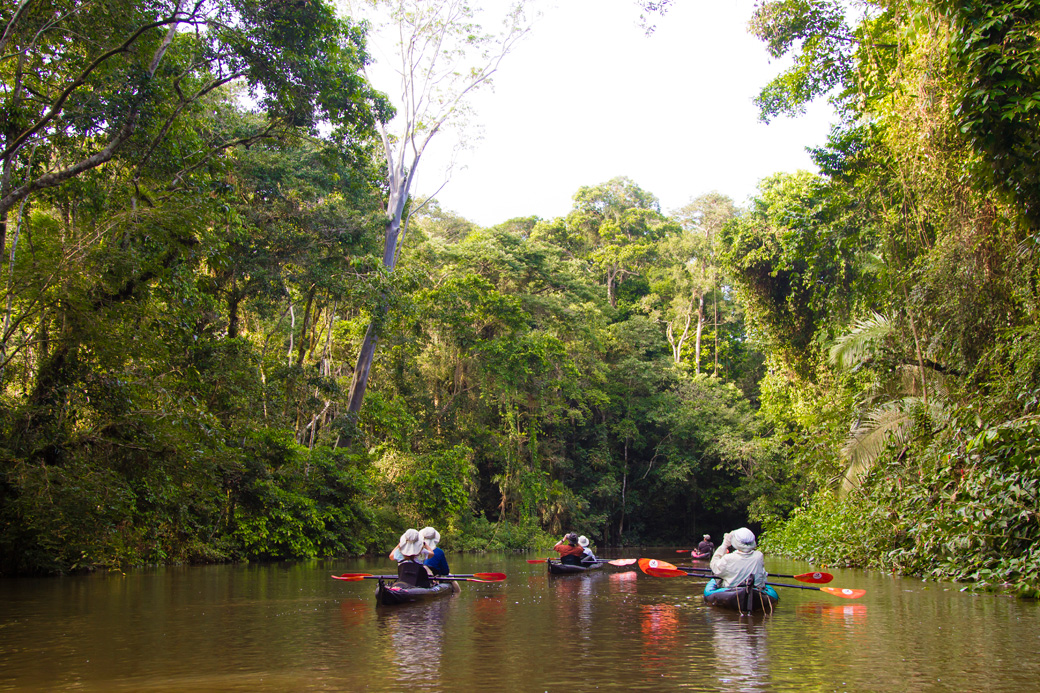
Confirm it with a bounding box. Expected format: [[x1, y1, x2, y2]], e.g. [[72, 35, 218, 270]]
[[2, 0, 1038, 597]]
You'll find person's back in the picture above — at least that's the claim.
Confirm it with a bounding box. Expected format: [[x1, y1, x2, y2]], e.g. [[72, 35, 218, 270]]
[[578, 535, 596, 564], [554, 533, 585, 565], [421, 526, 450, 575], [710, 528, 766, 588]]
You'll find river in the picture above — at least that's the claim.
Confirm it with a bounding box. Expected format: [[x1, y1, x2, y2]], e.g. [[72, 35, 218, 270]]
[[1, 551, 1038, 691]]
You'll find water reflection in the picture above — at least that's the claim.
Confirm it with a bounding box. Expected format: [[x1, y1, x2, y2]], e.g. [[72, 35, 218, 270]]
[[3, 556, 1040, 692], [795, 601, 868, 625], [710, 611, 771, 691], [547, 570, 602, 640], [608, 569, 638, 594], [639, 603, 681, 670], [374, 596, 454, 687]]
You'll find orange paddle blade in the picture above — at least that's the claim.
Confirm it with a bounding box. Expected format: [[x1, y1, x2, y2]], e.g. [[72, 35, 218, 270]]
[[526, 558, 550, 563], [470, 573, 507, 581], [332, 573, 373, 580], [644, 566, 690, 578], [638, 558, 679, 574], [821, 587, 866, 599]]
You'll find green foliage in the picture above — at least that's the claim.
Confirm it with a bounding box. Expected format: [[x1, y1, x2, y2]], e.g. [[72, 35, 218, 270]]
[[761, 489, 891, 566], [944, 0, 1040, 226], [720, 171, 863, 371], [750, 0, 858, 120]]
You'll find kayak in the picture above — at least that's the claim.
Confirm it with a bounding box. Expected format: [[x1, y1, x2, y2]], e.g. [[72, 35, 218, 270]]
[[547, 559, 603, 575], [375, 578, 454, 605], [690, 551, 711, 560], [703, 578, 779, 614]]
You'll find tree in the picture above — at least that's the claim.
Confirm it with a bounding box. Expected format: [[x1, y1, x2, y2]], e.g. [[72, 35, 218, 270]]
[[0, 0, 381, 261], [569, 177, 677, 309], [660, 192, 737, 372], [340, 0, 530, 415]]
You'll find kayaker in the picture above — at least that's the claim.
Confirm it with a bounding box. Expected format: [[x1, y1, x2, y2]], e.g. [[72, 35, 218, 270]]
[[710, 527, 766, 588], [694, 534, 715, 558], [420, 526, 450, 575], [389, 528, 428, 563], [578, 535, 597, 564], [389, 528, 433, 587], [553, 533, 586, 566]]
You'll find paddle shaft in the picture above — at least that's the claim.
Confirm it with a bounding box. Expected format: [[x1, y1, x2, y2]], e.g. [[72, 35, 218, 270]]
[[675, 566, 834, 583], [332, 571, 505, 582], [768, 582, 865, 598]]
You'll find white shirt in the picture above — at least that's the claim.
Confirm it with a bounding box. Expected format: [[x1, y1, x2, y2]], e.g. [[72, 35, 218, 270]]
[[710, 545, 767, 588]]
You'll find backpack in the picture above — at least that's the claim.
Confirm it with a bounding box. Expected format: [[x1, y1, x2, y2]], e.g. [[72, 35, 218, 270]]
[[397, 561, 432, 588]]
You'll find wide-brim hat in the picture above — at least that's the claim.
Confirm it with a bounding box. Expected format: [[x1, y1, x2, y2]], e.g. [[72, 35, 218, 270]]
[[420, 526, 441, 547], [731, 527, 757, 552], [399, 528, 424, 557], [578, 535, 590, 547]]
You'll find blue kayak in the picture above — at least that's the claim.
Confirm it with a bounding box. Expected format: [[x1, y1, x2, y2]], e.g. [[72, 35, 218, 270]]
[[704, 578, 779, 614]]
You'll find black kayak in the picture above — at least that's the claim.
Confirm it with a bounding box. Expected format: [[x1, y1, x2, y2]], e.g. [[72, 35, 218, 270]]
[[547, 560, 602, 575], [703, 579, 779, 614], [375, 578, 454, 605]]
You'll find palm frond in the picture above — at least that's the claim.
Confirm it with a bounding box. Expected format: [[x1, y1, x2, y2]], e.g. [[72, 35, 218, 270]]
[[839, 394, 954, 494], [840, 401, 914, 493], [829, 312, 892, 370]]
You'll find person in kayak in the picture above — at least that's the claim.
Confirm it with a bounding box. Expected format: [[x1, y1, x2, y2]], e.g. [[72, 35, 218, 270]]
[[693, 534, 715, 558], [421, 526, 450, 576], [389, 528, 433, 587], [553, 533, 586, 566], [710, 527, 766, 588], [578, 535, 597, 564]]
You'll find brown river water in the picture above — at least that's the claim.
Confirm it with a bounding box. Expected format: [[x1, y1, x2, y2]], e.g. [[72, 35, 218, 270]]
[[2, 550, 1039, 692]]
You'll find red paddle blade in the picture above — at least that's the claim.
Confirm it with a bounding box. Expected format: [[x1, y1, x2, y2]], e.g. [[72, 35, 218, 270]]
[[637, 558, 679, 574], [795, 571, 833, 584], [332, 573, 373, 580], [675, 549, 693, 553], [644, 566, 690, 578], [607, 558, 637, 566], [821, 587, 866, 599], [472, 573, 507, 581], [526, 559, 550, 563]]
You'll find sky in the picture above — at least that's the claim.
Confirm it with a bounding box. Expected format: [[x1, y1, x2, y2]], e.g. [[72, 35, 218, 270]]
[[371, 0, 838, 227]]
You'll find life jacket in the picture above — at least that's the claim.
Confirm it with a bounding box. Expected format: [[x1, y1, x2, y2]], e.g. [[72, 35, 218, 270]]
[[397, 561, 432, 588], [560, 553, 584, 566]]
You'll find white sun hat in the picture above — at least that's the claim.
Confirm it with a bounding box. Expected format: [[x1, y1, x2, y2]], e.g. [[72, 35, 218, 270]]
[[398, 528, 424, 557], [420, 526, 441, 548]]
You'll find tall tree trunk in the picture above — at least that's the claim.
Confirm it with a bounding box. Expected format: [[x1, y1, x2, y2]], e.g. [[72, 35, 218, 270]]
[[694, 293, 705, 374], [345, 216, 401, 416]]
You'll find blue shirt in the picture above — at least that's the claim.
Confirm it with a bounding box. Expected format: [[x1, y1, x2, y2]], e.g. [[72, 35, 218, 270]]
[[424, 547, 450, 576]]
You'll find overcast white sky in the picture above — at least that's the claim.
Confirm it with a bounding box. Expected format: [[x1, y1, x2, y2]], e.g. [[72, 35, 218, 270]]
[[371, 0, 837, 227]]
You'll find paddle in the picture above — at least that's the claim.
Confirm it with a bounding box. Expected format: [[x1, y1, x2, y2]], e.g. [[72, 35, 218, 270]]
[[674, 565, 834, 584], [637, 565, 864, 599], [640, 559, 834, 585], [526, 558, 636, 566], [331, 572, 506, 583], [768, 583, 866, 599]]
